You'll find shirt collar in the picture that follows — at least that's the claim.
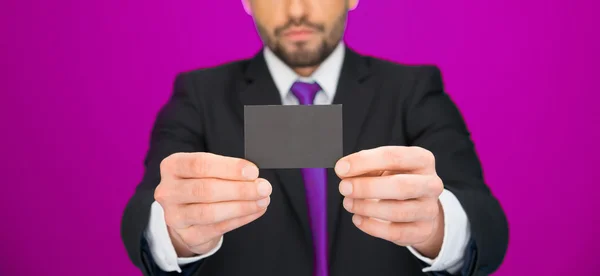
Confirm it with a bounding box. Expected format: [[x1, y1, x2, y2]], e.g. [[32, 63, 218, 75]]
[[263, 42, 345, 101]]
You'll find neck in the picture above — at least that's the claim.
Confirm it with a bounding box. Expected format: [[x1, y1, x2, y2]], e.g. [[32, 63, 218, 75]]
[[293, 66, 319, 77]]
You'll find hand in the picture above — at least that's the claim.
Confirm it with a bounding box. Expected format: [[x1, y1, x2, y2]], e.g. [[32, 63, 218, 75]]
[[335, 146, 445, 258], [154, 152, 272, 257]]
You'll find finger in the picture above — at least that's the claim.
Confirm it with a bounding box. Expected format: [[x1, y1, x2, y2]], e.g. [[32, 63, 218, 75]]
[[335, 146, 435, 178], [343, 198, 439, 222], [361, 170, 385, 177], [359, 171, 402, 177], [339, 174, 443, 200], [161, 152, 259, 180], [167, 197, 270, 228], [157, 178, 272, 203], [351, 215, 433, 246], [178, 209, 267, 248]]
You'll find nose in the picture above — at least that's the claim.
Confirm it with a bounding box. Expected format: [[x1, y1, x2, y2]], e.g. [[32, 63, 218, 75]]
[[287, 0, 307, 20]]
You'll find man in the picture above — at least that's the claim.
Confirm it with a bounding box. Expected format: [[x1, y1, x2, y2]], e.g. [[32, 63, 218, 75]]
[[121, 0, 508, 275]]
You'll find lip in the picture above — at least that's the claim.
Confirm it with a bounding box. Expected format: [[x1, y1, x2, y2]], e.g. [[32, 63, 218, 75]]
[[282, 28, 315, 41]]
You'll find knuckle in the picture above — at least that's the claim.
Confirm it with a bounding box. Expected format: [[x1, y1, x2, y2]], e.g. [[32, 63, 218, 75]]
[[235, 158, 249, 171], [387, 207, 403, 222], [357, 149, 369, 157], [192, 179, 212, 201], [410, 146, 433, 167], [422, 149, 436, 167], [389, 227, 408, 242], [410, 185, 421, 197], [383, 148, 401, 165], [239, 181, 254, 199], [426, 203, 439, 219], [196, 204, 214, 224], [189, 154, 206, 176], [160, 154, 177, 175], [421, 223, 435, 239], [390, 173, 406, 186], [391, 209, 408, 222], [400, 178, 419, 196], [213, 221, 229, 235], [427, 151, 436, 165], [241, 201, 258, 214], [394, 206, 417, 222], [410, 210, 420, 221], [154, 184, 169, 202], [351, 200, 364, 213], [214, 216, 242, 234], [355, 148, 369, 159], [429, 176, 444, 195]]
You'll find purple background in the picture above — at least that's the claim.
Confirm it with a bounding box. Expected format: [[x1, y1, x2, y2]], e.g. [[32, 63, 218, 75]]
[[1, 0, 599, 275]]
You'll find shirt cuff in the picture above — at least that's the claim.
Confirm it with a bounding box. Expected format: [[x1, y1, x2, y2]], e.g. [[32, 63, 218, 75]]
[[407, 189, 471, 274], [144, 201, 223, 272]]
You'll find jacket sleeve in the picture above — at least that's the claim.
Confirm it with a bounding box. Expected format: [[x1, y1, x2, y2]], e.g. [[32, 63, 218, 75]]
[[120, 72, 207, 275], [400, 66, 509, 275]]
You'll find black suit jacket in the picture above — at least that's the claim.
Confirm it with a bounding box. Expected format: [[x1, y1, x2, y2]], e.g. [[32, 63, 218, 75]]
[[121, 47, 508, 276]]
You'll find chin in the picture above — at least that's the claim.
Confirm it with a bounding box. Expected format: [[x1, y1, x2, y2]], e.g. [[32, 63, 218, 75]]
[[289, 42, 322, 55], [272, 40, 327, 67], [284, 39, 318, 49]]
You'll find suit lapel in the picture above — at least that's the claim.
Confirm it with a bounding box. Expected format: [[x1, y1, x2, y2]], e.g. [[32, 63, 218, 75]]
[[235, 51, 313, 248], [327, 47, 375, 257]]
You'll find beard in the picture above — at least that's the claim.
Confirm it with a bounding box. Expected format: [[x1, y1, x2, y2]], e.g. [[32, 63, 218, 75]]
[[256, 12, 347, 68]]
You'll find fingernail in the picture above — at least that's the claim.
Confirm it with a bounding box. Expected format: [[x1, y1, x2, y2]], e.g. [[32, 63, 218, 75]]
[[242, 166, 259, 180], [257, 180, 272, 197], [343, 198, 353, 211], [352, 215, 363, 226], [335, 161, 350, 176], [339, 180, 353, 196], [257, 197, 270, 208]]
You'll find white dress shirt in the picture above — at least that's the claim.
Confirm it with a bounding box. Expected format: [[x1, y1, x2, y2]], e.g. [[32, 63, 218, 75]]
[[145, 43, 472, 274]]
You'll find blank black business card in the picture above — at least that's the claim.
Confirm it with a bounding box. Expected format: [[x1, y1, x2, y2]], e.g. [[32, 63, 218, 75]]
[[244, 105, 343, 168]]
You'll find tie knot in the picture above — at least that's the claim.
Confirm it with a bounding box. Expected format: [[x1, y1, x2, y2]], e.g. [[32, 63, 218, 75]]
[[290, 81, 321, 105]]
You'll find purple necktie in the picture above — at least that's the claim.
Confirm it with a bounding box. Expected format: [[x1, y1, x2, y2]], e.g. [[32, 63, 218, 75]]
[[290, 81, 328, 276]]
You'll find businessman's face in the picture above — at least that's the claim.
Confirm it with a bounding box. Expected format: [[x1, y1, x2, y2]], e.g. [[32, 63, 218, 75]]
[[245, 0, 358, 68]]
